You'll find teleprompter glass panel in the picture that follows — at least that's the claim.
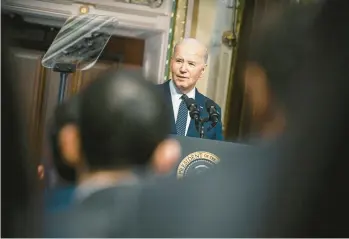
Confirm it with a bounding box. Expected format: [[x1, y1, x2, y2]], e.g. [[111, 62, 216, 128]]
[[42, 14, 118, 71]]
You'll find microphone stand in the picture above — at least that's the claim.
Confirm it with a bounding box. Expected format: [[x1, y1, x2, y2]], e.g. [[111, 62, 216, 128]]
[[194, 114, 219, 139], [186, 98, 219, 139], [195, 117, 209, 139], [53, 63, 77, 103]]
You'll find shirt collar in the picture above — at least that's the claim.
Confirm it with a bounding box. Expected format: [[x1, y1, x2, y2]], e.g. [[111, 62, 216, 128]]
[[74, 175, 139, 203], [169, 80, 196, 99]]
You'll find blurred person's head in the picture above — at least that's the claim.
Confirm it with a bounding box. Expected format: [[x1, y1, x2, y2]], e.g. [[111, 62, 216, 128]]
[[61, 70, 180, 185], [171, 38, 208, 94], [244, 3, 323, 139], [244, 0, 349, 236], [49, 95, 80, 183]]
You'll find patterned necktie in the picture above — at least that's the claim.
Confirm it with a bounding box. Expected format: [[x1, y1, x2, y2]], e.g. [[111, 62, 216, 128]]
[[176, 95, 188, 136]]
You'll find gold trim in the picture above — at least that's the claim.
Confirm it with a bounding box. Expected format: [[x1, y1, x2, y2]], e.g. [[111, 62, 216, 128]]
[[76, 70, 83, 93], [67, 70, 82, 97], [171, 0, 188, 49], [177, 151, 220, 179], [172, 0, 188, 44], [168, 0, 188, 79], [223, 0, 245, 137], [32, 55, 47, 164], [190, 0, 199, 37]]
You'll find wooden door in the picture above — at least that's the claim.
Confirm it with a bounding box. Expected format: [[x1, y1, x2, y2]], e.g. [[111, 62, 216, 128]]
[[9, 47, 46, 164], [66, 61, 143, 97]]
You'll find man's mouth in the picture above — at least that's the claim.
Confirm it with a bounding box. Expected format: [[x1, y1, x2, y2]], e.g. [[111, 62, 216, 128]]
[[177, 75, 188, 79]]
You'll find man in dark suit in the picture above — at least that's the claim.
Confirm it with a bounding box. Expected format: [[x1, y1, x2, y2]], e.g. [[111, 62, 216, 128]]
[[158, 38, 223, 140], [45, 69, 182, 237]]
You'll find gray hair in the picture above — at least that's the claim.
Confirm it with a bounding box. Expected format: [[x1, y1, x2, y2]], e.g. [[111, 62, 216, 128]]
[[173, 38, 208, 64]]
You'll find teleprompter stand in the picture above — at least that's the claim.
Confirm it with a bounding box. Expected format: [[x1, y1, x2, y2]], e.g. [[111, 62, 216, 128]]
[[53, 63, 77, 103]]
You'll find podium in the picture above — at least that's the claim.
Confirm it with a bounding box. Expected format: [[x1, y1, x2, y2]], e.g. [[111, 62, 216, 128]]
[[169, 135, 250, 179]]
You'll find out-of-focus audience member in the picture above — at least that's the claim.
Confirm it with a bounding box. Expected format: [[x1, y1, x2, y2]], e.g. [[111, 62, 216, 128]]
[[46, 69, 181, 237], [50, 95, 80, 183], [45, 95, 80, 212], [2, 22, 41, 238], [243, 4, 321, 140], [69, 69, 179, 197]]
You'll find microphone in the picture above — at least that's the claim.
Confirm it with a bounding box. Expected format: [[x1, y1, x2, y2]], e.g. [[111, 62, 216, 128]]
[[182, 95, 200, 121], [205, 99, 220, 124]]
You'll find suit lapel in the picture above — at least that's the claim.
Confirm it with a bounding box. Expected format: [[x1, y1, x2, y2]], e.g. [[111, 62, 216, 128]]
[[187, 119, 199, 138], [162, 81, 177, 134]]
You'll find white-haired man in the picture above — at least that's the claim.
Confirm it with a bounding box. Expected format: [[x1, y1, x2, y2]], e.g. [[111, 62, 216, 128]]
[[158, 38, 223, 140]]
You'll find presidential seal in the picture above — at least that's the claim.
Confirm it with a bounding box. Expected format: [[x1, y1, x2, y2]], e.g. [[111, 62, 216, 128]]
[[177, 151, 220, 179]]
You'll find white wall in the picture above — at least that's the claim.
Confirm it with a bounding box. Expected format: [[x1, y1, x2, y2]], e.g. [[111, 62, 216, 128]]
[[190, 0, 236, 125], [143, 32, 169, 84], [191, 0, 235, 97], [190, 0, 218, 95]]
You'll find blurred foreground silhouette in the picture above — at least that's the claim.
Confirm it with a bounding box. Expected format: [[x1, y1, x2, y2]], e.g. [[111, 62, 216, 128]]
[[2, 0, 349, 237]]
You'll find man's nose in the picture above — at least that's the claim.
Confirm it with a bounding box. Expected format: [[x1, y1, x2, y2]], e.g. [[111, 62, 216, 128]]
[[179, 63, 188, 72]]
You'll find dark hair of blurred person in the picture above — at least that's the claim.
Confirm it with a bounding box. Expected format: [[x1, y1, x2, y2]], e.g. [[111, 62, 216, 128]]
[[1, 18, 41, 238], [82, 70, 172, 168], [56, 69, 180, 198], [244, 3, 325, 140]]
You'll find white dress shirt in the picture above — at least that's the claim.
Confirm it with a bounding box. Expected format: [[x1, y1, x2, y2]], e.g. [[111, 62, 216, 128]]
[[169, 80, 196, 136]]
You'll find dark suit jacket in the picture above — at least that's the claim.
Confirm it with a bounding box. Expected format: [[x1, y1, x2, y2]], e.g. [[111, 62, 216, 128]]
[[157, 80, 223, 141], [45, 185, 76, 213], [45, 184, 143, 238]]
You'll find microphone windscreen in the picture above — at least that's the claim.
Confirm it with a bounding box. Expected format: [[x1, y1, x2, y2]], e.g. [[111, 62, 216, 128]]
[[205, 99, 215, 110], [185, 98, 197, 109]]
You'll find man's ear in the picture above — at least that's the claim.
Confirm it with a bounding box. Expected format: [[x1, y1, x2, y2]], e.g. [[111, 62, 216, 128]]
[[37, 164, 45, 180], [244, 62, 270, 117], [58, 124, 81, 167], [151, 139, 181, 175], [200, 64, 207, 79]]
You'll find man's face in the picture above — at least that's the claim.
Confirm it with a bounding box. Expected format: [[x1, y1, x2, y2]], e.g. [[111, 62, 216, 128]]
[[170, 43, 206, 93]]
